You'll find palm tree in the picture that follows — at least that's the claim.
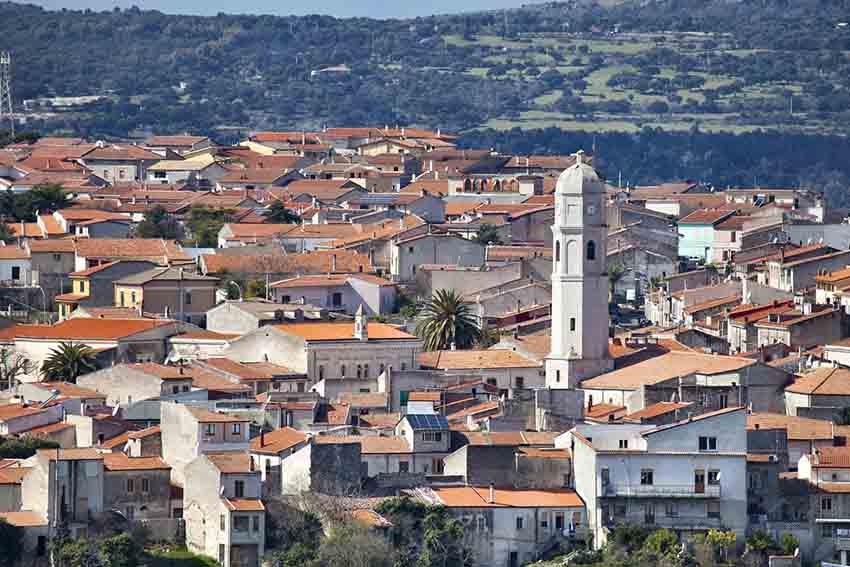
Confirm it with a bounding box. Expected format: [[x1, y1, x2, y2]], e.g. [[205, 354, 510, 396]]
[[263, 200, 300, 224], [41, 342, 99, 383], [415, 289, 481, 351], [608, 264, 628, 303], [474, 224, 503, 246]]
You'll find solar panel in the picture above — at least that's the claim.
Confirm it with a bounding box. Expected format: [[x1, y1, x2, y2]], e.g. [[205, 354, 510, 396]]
[[406, 413, 448, 430]]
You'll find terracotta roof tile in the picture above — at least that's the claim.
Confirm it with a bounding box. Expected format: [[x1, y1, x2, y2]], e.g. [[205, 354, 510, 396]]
[[0, 467, 31, 484], [187, 407, 247, 424], [0, 511, 47, 527], [103, 453, 170, 471], [429, 486, 583, 508], [273, 322, 416, 342], [580, 351, 755, 391], [15, 319, 173, 341], [201, 250, 373, 275], [516, 447, 570, 459], [206, 452, 254, 473], [223, 498, 265, 511], [418, 350, 539, 370], [812, 446, 850, 468], [623, 402, 692, 422], [786, 367, 850, 396], [747, 412, 834, 441], [249, 427, 307, 455]]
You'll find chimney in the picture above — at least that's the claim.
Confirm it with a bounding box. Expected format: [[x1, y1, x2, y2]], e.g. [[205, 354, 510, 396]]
[[450, 341, 456, 351], [488, 483, 495, 504]]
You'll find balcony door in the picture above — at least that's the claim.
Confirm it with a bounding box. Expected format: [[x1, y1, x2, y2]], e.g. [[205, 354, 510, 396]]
[[695, 469, 706, 494]]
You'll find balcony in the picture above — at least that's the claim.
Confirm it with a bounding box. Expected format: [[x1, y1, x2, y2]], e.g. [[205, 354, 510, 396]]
[[606, 515, 722, 530], [816, 509, 850, 522], [602, 483, 721, 498], [835, 537, 850, 552]]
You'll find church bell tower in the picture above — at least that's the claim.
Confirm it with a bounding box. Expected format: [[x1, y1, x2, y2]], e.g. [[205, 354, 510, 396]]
[[545, 151, 613, 389]]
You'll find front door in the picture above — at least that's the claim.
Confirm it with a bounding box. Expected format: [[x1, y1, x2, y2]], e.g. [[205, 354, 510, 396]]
[[695, 469, 706, 494]]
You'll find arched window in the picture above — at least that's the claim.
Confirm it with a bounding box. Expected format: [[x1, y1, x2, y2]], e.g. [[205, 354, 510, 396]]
[[463, 179, 472, 193], [586, 240, 596, 261], [356, 364, 362, 379], [340, 365, 346, 378], [555, 240, 561, 263], [493, 180, 502, 192]]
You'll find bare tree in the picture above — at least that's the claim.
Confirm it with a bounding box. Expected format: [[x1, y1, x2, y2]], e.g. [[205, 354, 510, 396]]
[[0, 346, 31, 391]]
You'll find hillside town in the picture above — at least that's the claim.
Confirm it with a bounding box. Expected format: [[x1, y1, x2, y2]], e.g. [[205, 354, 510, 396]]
[[0, 128, 848, 567]]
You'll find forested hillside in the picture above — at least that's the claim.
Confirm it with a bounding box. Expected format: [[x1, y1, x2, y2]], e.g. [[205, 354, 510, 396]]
[[3, 0, 850, 138]]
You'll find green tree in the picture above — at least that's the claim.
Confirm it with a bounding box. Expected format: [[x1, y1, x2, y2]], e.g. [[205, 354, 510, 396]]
[[415, 289, 481, 351], [134, 206, 181, 239], [24, 184, 71, 215], [0, 518, 22, 567], [779, 533, 799, 556], [642, 529, 679, 559], [263, 200, 300, 224], [0, 223, 15, 245], [0, 435, 58, 458], [608, 263, 627, 303], [474, 224, 503, 246], [41, 342, 100, 383], [184, 206, 234, 248], [247, 278, 267, 299], [264, 497, 322, 554], [418, 507, 471, 567], [745, 530, 775, 555]]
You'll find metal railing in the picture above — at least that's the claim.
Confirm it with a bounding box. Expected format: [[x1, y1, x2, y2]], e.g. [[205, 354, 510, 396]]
[[603, 483, 721, 498], [606, 515, 722, 530]]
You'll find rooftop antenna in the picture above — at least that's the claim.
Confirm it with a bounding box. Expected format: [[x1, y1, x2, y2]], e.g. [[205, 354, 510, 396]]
[[0, 52, 14, 140]]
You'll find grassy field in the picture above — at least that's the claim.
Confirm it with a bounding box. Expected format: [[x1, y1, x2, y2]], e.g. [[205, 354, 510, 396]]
[[442, 30, 821, 134]]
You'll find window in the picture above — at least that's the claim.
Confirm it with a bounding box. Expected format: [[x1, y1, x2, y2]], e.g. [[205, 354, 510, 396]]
[[408, 246, 414, 254], [118, 169, 126, 180], [570, 318, 576, 331], [204, 424, 216, 436], [563, 472, 571, 487], [718, 393, 729, 408], [708, 470, 720, 485], [126, 478, 135, 493], [220, 515, 225, 531], [516, 517, 524, 530], [707, 501, 720, 519], [699, 436, 718, 452], [356, 364, 362, 378], [125, 506, 134, 520], [119, 291, 125, 307], [586, 240, 596, 261], [644, 503, 655, 524], [379, 363, 385, 375], [10, 266, 19, 281], [141, 478, 150, 493], [515, 377, 524, 389], [52, 253, 61, 262], [618, 439, 629, 449], [185, 291, 192, 305], [665, 502, 678, 518], [401, 362, 406, 371], [340, 365, 346, 377], [399, 461, 409, 473], [172, 386, 180, 395], [823, 497, 833, 511], [731, 231, 737, 242], [555, 514, 564, 530], [332, 292, 342, 307], [364, 364, 369, 377], [487, 378, 497, 386], [234, 480, 245, 498], [601, 468, 610, 486], [219, 545, 225, 565], [233, 516, 250, 532], [232, 423, 241, 435], [556, 370, 561, 383], [131, 291, 136, 304], [282, 295, 291, 304], [640, 469, 654, 485], [251, 515, 260, 533], [37, 536, 46, 557], [318, 365, 325, 380], [555, 240, 561, 262], [182, 385, 189, 393], [422, 432, 443, 443], [823, 524, 834, 538]]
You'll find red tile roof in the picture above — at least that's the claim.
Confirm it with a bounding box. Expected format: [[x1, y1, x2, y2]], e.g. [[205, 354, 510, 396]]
[[15, 319, 173, 341]]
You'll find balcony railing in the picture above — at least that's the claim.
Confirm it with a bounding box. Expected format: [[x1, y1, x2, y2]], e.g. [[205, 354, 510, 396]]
[[835, 537, 850, 551], [816, 509, 850, 521], [603, 483, 721, 498], [606, 515, 722, 530]]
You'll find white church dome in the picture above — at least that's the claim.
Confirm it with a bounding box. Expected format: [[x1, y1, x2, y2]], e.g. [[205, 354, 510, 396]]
[[555, 151, 602, 196]]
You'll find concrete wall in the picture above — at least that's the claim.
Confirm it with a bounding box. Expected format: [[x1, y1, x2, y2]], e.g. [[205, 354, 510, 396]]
[[77, 367, 166, 406], [104, 468, 171, 520], [392, 235, 485, 282]]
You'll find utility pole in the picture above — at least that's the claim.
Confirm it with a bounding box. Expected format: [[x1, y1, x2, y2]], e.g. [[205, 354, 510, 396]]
[[0, 52, 14, 140]]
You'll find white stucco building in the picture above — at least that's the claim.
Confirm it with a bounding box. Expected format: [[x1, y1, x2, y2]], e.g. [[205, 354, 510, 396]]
[[565, 406, 748, 548]]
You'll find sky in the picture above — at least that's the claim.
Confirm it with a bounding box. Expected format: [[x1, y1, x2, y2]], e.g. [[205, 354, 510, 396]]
[[14, 0, 543, 18]]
